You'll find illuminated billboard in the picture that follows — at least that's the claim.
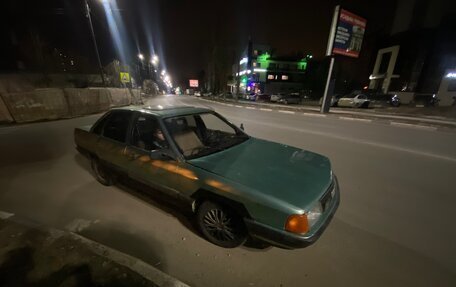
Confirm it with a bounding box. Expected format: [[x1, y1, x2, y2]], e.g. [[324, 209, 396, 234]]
[[332, 9, 366, 58], [327, 7, 367, 58], [189, 79, 199, 88]]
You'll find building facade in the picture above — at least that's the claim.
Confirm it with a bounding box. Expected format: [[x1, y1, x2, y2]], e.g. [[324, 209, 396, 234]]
[[233, 42, 309, 95], [368, 0, 456, 105]]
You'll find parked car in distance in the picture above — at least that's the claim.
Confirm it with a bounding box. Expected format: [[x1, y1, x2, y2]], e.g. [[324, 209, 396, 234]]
[[74, 106, 340, 249], [202, 92, 212, 97], [270, 93, 284, 102], [319, 94, 341, 107], [369, 93, 401, 107], [337, 93, 370, 108], [256, 94, 271, 102], [244, 93, 257, 101], [194, 91, 201, 97], [278, 94, 301, 104]]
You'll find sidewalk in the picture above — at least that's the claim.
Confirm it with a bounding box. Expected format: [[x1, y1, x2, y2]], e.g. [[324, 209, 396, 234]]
[[0, 211, 190, 287], [199, 97, 456, 127]]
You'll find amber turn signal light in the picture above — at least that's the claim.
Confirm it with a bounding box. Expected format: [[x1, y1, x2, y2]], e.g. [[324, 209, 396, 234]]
[[285, 214, 309, 234]]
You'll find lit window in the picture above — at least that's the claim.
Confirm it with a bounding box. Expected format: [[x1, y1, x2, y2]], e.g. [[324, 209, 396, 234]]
[[268, 74, 275, 80], [253, 62, 257, 67], [254, 50, 258, 56], [282, 75, 289, 80]]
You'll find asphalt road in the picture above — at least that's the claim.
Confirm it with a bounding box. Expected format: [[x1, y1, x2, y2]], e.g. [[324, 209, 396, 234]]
[[1, 95, 455, 286]]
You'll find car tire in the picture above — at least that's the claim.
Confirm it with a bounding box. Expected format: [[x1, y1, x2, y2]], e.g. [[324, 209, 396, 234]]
[[91, 157, 113, 186], [196, 201, 247, 248]]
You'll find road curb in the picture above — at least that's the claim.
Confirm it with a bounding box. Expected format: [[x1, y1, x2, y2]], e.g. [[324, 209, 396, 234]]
[[70, 233, 190, 287], [1, 211, 191, 287]]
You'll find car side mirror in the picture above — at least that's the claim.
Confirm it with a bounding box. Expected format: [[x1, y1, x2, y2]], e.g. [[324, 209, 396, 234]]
[[240, 123, 244, 131]]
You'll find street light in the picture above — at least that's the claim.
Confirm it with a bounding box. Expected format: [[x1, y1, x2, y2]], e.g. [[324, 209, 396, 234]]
[[161, 70, 166, 76], [151, 55, 159, 65], [84, 0, 106, 86], [138, 53, 144, 61]]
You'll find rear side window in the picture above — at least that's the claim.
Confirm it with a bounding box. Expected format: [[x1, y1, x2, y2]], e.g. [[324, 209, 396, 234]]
[[102, 111, 132, 143], [92, 113, 111, 135]]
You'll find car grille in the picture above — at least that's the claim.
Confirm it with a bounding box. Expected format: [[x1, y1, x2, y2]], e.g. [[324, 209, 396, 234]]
[[320, 179, 335, 212]]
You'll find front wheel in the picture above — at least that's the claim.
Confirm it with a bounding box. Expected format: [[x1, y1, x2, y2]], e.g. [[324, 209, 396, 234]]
[[91, 157, 113, 186], [196, 201, 247, 248]]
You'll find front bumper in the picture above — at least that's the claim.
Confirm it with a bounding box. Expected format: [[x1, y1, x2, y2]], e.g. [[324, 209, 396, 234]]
[[244, 177, 340, 249]]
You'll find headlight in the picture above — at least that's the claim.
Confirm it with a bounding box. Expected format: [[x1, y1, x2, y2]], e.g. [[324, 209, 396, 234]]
[[306, 202, 323, 227]]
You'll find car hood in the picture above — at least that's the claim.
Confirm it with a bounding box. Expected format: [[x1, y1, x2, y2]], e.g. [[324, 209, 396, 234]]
[[188, 138, 332, 208]]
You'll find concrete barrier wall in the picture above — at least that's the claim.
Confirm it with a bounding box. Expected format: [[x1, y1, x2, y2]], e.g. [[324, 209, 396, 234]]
[[2, 87, 134, 123], [107, 88, 132, 107], [2, 89, 69, 123], [64, 88, 111, 117], [0, 95, 14, 123], [129, 89, 141, 104]]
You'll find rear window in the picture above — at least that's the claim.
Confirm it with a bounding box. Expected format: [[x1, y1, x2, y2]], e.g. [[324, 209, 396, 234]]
[[102, 111, 132, 143], [92, 113, 111, 135]]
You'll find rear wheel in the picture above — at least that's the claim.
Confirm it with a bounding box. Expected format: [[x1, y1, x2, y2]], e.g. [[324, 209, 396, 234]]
[[91, 157, 113, 186], [196, 201, 247, 248]]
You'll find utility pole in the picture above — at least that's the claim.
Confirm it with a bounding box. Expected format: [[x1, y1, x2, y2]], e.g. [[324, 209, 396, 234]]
[[84, 0, 106, 87], [321, 5, 340, 113]]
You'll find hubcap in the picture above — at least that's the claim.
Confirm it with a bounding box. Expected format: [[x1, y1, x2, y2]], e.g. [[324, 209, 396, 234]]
[[203, 209, 236, 242]]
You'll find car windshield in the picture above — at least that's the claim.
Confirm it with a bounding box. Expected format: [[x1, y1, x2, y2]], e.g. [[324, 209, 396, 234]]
[[164, 112, 249, 159]]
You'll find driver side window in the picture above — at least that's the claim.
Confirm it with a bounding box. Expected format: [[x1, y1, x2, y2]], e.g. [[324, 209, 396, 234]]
[[131, 114, 168, 151]]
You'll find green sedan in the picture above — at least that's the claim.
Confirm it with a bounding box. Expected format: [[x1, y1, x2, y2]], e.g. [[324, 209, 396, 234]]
[[74, 106, 340, 248]]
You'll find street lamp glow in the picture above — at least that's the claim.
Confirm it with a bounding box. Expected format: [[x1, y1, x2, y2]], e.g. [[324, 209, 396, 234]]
[[138, 53, 144, 60], [161, 70, 166, 76]]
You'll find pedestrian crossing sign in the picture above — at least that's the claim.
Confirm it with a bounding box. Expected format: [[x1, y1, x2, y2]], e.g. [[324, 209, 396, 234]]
[[120, 72, 130, 83]]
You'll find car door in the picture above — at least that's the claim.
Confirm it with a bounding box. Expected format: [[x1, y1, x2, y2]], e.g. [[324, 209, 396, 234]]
[[125, 112, 183, 198], [96, 110, 133, 174]]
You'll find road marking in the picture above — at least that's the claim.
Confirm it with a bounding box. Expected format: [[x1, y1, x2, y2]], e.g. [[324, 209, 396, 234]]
[[228, 116, 456, 163], [260, 108, 273, 111], [278, 110, 295, 114], [235, 105, 243, 108], [245, 107, 256, 110], [390, 121, 437, 131], [303, 113, 327, 117], [339, 116, 372, 123]]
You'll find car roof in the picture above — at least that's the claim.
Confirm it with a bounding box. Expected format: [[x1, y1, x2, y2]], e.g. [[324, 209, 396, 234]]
[[111, 105, 213, 118]]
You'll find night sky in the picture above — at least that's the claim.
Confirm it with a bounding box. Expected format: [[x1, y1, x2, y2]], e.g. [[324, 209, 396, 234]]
[[6, 0, 398, 86]]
